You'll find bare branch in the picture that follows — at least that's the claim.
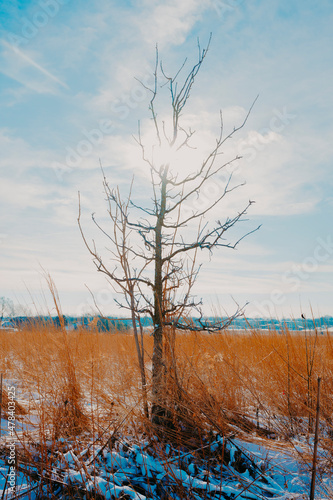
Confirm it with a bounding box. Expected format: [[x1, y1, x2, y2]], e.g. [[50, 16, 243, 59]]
[[79, 40, 259, 424]]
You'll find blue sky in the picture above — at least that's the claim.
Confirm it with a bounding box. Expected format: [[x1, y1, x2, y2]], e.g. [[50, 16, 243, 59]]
[[0, 0, 332, 318]]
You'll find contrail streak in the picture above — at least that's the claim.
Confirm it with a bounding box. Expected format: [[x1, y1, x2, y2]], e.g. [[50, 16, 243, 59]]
[[1, 40, 69, 89]]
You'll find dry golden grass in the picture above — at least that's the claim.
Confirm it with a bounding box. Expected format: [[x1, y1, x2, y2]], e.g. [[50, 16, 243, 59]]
[[0, 321, 332, 443], [1, 320, 332, 500], [172, 328, 333, 436]]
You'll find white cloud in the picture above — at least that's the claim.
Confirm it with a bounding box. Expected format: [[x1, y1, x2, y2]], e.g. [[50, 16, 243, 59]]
[[0, 0, 332, 317], [137, 0, 209, 48], [0, 130, 50, 170], [85, 0, 212, 116], [94, 103, 323, 218]]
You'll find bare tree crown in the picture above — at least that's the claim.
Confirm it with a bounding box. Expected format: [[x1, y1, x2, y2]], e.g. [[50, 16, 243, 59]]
[[78, 37, 259, 421]]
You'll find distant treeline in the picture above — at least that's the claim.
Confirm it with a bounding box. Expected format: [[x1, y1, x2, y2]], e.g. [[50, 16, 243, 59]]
[[2, 315, 333, 333], [4, 315, 151, 332]]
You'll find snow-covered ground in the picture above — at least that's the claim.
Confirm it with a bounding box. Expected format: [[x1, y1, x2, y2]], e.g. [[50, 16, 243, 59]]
[[0, 418, 332, 499], [0, 349, 332, 499]]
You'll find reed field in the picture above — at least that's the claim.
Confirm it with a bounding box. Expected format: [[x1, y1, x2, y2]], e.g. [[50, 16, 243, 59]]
[[0, 321, 332, 498], [1, 323, 332, 433]]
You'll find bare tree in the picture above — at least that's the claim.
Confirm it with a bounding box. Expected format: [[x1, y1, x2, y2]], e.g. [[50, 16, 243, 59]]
[[78, 182, 149, 419], [0, 296, 15, 322], [79, 36, 259, 424]]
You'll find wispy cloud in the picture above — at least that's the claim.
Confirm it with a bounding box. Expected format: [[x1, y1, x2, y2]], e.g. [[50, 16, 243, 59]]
[[0, 39, 68, 92], [0, 0, 332, 316], [136, 0, 210, 47]]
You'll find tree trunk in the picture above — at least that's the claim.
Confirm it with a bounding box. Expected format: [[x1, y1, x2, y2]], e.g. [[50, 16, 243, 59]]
[[151, 168, 168, 424], [130, 291, 149, 419]]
